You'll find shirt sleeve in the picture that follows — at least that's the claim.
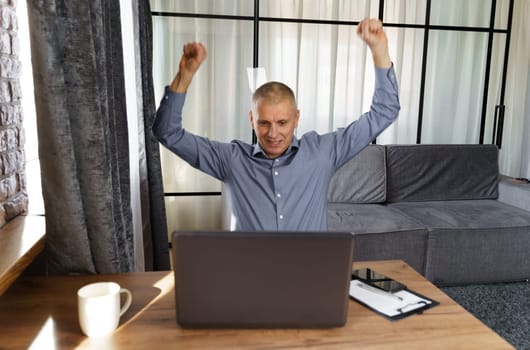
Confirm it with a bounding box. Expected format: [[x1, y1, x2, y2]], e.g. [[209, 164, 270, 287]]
[[331, 65, 401, 170], [152, 87, 232, 181]]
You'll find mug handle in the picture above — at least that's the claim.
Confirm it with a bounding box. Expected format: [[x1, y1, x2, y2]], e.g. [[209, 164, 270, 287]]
[[119, 288, 133, 317]]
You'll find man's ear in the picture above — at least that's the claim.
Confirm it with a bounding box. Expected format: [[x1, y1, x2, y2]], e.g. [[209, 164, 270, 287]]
[[249, 110, 255, 130], [294, 109, 300, 128]]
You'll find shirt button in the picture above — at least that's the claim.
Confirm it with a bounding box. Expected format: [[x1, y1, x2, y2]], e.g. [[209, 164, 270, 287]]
[[164, 95, 169, 99], [279, 215, 284, 220], [274, 171, 279, 176], [275, 159, 279, 162], [277, 193, 281, 198]]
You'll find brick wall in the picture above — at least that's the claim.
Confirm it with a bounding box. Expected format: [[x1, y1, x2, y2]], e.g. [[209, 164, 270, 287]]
[[0, 0, 27, 228]]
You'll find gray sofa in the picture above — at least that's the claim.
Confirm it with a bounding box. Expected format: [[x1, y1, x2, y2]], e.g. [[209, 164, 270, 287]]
[[328, 144, 530, 286]]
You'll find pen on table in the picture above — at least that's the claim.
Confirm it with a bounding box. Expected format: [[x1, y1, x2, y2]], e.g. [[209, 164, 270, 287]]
[[353, 281, 404, 301]]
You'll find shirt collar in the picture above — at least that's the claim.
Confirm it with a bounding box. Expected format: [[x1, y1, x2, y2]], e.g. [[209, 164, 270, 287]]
[[252, 137, 300, 158]]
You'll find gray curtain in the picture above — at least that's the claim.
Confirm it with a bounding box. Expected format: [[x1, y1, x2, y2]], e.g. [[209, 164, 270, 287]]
[[137, 0, 170, 270], [27, 0, 169, 274]]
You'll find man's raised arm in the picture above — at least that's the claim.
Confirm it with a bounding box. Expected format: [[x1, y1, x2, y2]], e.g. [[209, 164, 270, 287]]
[[356, 18, 392, 69], [169, 42, 208, 93], [152, 42, 207, 148]]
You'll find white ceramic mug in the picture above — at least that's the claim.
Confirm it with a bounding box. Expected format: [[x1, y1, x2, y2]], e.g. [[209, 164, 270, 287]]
[[77, 282, 132, 337]]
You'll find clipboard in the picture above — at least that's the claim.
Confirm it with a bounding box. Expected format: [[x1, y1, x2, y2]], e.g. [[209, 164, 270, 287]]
[[350, 279, 439, 320]]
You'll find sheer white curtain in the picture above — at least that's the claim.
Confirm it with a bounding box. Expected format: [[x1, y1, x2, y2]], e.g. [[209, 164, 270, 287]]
[[421, 1, 490, 144], [151, 1, 253, 232], [378, 0, 425, 144], [499, 0, 530, 178], [259, 1, 376, 136], [259, 0, 420, 143]]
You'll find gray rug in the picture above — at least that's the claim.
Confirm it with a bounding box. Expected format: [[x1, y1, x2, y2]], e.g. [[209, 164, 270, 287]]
[[442, 281, 530, 349]]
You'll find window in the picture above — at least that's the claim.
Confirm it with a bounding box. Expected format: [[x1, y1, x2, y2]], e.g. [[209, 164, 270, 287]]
[[18, 1, 44, 216], [151, 0, 513, 234]]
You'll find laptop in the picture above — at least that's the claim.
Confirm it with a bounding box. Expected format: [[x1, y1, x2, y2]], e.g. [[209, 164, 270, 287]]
[[172, 231, 354, 328]]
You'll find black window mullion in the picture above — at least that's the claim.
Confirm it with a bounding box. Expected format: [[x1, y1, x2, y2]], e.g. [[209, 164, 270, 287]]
[[478, 0, 497, 144], [253, 0, 259, 68], [372, 0, 385, 145], [378, 0, 385, 21], [416, 0, 431, 144], [165, 192, 222, 197], [494, 0, 515, 148], [150, 11, 253, 21], [252, 0, 260, 144]]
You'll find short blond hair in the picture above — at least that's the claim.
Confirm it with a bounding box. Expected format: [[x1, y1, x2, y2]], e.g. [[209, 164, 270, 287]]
[[252, 81, 297, 109]]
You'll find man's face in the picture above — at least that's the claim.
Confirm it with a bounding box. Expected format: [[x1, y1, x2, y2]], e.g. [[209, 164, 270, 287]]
[[250, 99, 300, 159]]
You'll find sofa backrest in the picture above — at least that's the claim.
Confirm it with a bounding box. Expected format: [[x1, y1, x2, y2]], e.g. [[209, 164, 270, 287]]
[[386, 144, 499, 202], [328, 145, 387, 203]]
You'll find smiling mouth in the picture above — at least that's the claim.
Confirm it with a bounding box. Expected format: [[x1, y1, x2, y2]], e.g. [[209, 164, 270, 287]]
[[267, 141, 283, 148]]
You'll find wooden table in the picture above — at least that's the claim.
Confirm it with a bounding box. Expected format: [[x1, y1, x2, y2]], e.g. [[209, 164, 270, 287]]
[[0, 215, 46, 296], [0, 260, 513, 349]]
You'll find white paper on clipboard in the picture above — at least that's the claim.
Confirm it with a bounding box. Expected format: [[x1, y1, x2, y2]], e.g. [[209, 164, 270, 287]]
[[350, 279, 437, 319]]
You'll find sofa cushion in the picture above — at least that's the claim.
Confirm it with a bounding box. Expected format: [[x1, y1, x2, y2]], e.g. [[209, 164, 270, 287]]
[[386, 144, 499, 202], [391, 200, 530, 285], [498, 175, 530, 212], [328, 203, 428, 273], [328, 145, 386, 204]]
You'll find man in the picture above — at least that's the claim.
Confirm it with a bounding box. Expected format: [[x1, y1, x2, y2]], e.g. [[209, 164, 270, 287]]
[[153, 18, 400, 231]]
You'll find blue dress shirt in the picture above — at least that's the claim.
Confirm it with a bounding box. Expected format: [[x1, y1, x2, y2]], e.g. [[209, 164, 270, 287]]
[[153, 67, 400, 231]]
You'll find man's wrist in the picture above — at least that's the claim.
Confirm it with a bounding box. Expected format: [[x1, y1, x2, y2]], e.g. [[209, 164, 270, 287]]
[[170, 71, 193, 93], [372, 52, 392, 68], [370, 44, 392, 68]]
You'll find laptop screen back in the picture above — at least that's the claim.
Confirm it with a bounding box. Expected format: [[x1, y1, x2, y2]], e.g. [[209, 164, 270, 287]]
[[172, 231, 354, 328]]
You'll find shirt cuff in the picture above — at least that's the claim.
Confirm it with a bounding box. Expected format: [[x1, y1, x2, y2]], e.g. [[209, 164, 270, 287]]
[[163, 85, 186, 99], [374, 63, 398, 92]]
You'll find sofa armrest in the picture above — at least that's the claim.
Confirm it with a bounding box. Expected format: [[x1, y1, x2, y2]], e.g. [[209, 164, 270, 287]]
[[498, 175, 530, 212]]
